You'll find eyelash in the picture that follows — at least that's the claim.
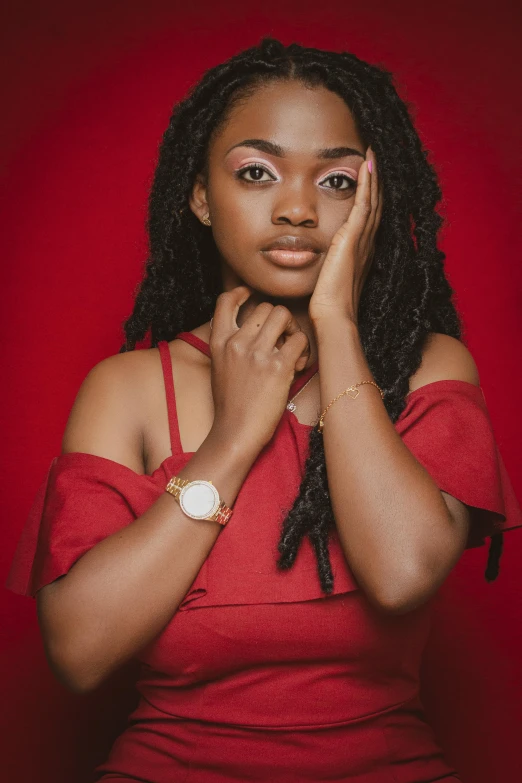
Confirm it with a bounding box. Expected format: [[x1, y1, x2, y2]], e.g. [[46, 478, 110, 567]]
[[235, 164, 357, 191]]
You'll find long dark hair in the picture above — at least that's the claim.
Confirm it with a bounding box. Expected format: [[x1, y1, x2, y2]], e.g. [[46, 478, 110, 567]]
[[119, 36, 502, 590]]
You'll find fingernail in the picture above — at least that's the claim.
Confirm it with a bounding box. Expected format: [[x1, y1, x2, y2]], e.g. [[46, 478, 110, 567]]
[[367, 160, 372, 173]]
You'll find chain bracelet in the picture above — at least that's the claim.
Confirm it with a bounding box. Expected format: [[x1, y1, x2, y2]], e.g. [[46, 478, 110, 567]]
[[317, 381, 384, 433]]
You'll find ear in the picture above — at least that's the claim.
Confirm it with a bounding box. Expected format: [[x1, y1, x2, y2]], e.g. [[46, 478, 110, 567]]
[[189, 172, 210, 223]]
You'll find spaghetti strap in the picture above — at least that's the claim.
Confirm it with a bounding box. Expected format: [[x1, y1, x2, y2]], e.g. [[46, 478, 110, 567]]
[[175, 331, 211, 358], [157, 333, 211, 456], [174, 330, 319, 398], [157, 340, 182, 455], [158, 332, 319, 455]]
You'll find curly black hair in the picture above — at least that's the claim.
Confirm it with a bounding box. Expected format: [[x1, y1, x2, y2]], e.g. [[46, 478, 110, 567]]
[[119, 36, 502, 592]]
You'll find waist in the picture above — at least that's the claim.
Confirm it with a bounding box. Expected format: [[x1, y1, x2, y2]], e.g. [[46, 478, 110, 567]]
[[95, 694, 460, 783], [137, 662, 420, 728]]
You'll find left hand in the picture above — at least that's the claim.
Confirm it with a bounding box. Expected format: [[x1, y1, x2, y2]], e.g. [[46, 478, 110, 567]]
[[308, 146, 383, 325]]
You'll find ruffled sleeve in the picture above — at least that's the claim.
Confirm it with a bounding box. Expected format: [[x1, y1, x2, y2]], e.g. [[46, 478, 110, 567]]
[[395, 380, 522, 550], [5, 452, 164, 598]]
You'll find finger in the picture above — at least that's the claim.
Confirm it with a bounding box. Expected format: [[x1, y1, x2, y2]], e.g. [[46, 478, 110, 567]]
[[374, 182, 384, 233], [231, 302, 311, 369], [329, 155, 370, 259], [368, 148, 379, 233], [368, 177, 384, 247], [234, 300, 278, 341], [361, 146, 378, 242], [255, 306, 311, 365], [349, 148, 372, 241], [210, 285, 254, 350], [364, 183, 383, 283], [369, 147, 379, 216], [277, 328, 311, 372]]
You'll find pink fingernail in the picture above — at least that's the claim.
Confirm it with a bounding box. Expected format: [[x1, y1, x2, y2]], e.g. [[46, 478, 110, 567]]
[[367, 160, 372, 173]]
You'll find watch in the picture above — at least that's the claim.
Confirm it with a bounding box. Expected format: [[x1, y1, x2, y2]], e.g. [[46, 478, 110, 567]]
[[165, 476, 233, 526]]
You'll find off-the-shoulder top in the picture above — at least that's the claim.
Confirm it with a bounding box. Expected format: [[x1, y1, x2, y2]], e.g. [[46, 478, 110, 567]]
[[6, 332, 522, 605], [6, 332, 522, 783]]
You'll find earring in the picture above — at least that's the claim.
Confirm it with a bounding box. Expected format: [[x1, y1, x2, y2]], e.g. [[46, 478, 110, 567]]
[[202, 214, 211, 226]]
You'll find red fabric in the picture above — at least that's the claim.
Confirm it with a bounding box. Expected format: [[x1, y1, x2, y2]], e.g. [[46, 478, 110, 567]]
[[398, 380, 520, 550], [5, 335, 522, 782]]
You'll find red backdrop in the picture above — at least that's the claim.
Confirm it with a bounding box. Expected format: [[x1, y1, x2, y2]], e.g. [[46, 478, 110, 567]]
[[2, 2, 521, 782]]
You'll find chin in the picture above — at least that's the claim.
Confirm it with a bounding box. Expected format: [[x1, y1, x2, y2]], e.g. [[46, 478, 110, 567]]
[[251, 283, 315, 302], [239, 271, 317, 301]]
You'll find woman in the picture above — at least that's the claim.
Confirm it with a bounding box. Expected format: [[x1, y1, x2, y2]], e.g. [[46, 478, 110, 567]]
[[6, 37, 522, 782]]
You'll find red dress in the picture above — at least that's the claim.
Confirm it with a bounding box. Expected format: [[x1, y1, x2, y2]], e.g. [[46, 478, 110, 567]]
[[6, 333, 522, 783]]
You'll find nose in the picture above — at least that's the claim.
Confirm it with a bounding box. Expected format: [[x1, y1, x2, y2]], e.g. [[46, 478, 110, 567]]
[[271, 180, 318, 227]]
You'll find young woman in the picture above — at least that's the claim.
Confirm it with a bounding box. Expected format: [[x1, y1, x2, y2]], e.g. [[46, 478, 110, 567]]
[[7, 37, 522, 783]]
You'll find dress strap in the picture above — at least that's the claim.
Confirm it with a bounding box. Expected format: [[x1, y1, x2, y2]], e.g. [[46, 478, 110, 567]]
[[175, 331, 211, 358], [174, 331, 319, 399], [157, 340, 182, 455], [158, 333, 319, 454]]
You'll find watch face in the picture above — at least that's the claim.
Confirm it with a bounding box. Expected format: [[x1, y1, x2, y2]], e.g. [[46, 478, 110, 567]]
[[179, 480, 219, 519]]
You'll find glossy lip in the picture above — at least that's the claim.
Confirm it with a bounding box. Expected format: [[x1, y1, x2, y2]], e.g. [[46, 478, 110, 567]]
[[262, 234, 323, 253], [261, 248, 320, 268]]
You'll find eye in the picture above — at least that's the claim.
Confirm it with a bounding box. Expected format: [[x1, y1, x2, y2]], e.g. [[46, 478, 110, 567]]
[[320, 172, 357, 191], [236, 164, 276, 184]]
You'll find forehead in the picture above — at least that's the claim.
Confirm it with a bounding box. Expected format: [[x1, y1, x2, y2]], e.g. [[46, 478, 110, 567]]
[[210, 80, 364, 156]]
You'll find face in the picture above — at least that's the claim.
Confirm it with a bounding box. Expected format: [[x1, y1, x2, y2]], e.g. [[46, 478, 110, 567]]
[[189, 79, 367, 302]]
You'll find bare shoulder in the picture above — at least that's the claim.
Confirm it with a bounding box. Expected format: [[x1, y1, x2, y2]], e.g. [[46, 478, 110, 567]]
[[61, 330, 212, 473], [408, 333, 481, 394], [61, 347, 158, 473]]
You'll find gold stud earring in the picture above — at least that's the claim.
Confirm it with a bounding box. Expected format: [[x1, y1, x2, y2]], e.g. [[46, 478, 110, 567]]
[[202, 214, 211, 226]]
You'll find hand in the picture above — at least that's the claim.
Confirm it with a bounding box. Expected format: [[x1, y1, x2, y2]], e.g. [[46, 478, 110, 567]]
[[308, 146, 383, 325], [208, 286, 311, 452]]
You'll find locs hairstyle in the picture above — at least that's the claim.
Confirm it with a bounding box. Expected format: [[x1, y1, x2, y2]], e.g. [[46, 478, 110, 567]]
[[119, 36, 503, 590]]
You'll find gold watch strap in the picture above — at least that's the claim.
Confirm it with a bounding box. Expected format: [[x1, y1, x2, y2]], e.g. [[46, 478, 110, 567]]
[[165, 476, 233, 526]]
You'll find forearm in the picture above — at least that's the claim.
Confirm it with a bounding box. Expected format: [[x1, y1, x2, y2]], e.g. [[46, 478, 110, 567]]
[[38, 428, 257, 692], [314, 317, 457, 611]]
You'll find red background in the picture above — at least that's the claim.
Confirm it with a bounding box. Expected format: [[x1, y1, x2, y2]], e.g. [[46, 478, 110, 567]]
[[1, 1, 521, 781]]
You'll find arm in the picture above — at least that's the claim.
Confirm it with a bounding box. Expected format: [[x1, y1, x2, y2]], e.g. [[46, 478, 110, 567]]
[[314, 320, 478, 614], [37, 352, 259, 694]]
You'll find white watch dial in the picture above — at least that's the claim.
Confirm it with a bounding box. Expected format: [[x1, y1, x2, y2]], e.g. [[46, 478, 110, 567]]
[[179, 480, 220, 519]]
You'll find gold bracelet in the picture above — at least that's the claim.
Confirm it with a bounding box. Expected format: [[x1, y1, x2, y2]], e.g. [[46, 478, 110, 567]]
[[317, 381, 384, 433]]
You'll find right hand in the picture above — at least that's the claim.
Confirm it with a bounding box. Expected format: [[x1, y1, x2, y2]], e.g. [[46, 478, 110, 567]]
[[208, 286, 312, 453]]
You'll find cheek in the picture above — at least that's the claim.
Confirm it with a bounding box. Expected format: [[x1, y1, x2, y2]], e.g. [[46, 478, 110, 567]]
[[211, 193, 266, 256], [210, 212, 261, 272], [212, 176, 254, 224], [323, 200, 354, 236], [217, 192, 256, 225]]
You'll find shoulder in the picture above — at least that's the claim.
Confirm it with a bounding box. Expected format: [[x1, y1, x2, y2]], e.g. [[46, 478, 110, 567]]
[[72, 347, 155, 408], [408, 333, 481, 394], [61, 347, 158, 471], [72, 327, 211, 415], [61, 333, 210, 470]]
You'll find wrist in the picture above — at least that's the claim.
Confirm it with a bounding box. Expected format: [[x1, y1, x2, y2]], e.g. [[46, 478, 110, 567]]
[[204, 422, 261, 463], [312, 313, 359, 338]]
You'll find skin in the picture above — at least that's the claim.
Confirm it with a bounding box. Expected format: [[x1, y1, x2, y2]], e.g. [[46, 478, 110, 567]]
[[190, 79, 370, 362], [66, 79, 477, 608], [37, 78, 481, 692], [141, 80, 379, 469], [188, 79, 477, 611]]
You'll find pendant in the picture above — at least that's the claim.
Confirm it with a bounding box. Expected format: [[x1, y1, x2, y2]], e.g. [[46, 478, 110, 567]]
[[286, 401, 297, 412]]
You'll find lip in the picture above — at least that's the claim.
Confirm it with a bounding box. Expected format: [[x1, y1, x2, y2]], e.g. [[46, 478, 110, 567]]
[[262, 235, 323, 253], [261, 249, 320, 268]]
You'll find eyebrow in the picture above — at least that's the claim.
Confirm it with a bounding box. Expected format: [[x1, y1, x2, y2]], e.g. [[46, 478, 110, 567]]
[[225, 138, 366, 160]]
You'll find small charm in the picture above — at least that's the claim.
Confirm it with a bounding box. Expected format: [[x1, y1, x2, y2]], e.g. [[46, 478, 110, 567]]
[[286, 401, 297, 412]]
